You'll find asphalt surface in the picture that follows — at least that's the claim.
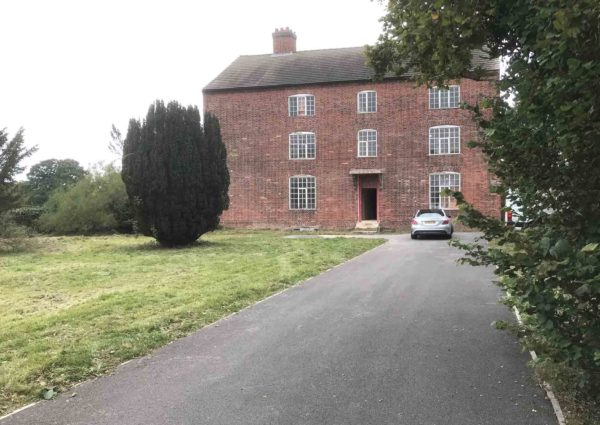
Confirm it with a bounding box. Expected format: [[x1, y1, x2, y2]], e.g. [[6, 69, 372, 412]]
[[2, 233, 557, 425]]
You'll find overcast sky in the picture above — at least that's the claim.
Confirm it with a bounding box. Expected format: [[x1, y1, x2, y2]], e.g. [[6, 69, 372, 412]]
[[1, 0, 386, 175]]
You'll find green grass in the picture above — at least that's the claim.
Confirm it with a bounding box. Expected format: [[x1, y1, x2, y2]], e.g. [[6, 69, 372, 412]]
[[0, 230, 384, 415]]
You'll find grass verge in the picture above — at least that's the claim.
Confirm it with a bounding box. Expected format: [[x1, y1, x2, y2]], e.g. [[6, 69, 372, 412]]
[[0, 230, 384, 415], [533, 360, 600, 425]]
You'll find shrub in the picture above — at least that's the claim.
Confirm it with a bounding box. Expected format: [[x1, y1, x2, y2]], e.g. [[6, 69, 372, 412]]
[[0, 213, 34, 253], [38, 166, 133, 235], [7, 206, 44, 229]]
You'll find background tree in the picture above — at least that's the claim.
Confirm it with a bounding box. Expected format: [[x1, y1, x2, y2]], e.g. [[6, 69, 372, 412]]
[[38, 164, 133, 234], [0, 127, 37, 213], [122, 100, 229, 246], [26, 159, 86, 206], [368, 0, 600, 407], [108, 124, 124, 157]]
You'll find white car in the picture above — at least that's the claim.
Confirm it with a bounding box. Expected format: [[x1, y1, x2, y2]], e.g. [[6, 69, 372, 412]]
[[411, 209, 454, 239]]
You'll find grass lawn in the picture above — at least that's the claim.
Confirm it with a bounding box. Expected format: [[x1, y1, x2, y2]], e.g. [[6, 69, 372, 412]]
[[0, 230, 384, 416]]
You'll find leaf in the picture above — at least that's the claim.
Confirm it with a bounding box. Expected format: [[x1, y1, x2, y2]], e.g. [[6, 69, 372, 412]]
[[553, 10, 566, 31], [581, 243, 598, 253], [42, 388, 56, 400], [567, 58, 580, 70], [549, 239, 570, 258], [575, 284, 590, 297]]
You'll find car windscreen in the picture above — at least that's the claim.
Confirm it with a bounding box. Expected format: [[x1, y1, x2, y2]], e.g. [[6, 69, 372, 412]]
[[417, 213, 444, 219], [417, 210, 443, 217]]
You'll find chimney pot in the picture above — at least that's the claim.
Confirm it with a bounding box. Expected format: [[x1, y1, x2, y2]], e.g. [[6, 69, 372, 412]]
[[272, 27, 297, 54]]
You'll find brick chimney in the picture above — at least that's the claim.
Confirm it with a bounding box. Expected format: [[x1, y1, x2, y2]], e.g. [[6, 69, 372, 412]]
[[272, 27, 297, 54]]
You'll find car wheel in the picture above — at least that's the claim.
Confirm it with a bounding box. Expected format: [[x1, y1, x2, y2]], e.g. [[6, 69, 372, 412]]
[[411, 233, 417, 240]]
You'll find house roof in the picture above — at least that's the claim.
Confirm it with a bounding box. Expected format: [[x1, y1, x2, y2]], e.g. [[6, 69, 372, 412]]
[[203, 46, 500, 92]]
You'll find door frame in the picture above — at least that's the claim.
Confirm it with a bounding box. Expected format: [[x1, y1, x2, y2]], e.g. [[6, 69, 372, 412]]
[[357, 175, 380, 222]]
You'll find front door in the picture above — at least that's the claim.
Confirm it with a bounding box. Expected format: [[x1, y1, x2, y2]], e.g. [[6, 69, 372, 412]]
[[358, 174, 379, 222], [361, 188, 377, 220]]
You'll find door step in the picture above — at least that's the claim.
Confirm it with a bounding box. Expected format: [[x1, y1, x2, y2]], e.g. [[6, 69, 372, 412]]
[[354, 220, 380, 233]]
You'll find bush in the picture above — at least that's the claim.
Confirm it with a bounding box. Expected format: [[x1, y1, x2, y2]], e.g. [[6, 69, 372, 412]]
[[0, 213, 34, 253], [38, 166, 133, 235], [7, 206, 44, 229]]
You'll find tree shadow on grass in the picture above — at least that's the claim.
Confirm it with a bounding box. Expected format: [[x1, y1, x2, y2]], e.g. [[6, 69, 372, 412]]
[[119, 238, 227, 253]]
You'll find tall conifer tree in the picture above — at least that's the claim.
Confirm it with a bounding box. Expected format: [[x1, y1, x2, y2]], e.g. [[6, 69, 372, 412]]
[[122, 101, 229, 245]]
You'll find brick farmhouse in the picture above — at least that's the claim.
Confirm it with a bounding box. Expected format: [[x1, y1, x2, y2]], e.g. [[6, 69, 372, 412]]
[[203, 29, 501, 230]]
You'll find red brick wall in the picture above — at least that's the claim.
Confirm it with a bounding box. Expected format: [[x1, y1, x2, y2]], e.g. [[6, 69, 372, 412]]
[[203, 79, 501, 229]]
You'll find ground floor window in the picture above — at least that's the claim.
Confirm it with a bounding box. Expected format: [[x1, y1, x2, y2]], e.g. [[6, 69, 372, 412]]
[[289, 176, 316, 210], [429, 172, 460, 208]]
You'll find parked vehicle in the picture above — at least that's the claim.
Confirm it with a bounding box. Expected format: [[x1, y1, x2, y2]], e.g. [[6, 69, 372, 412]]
[[504, 191, 533, 230], [411, 209, 453, 239]]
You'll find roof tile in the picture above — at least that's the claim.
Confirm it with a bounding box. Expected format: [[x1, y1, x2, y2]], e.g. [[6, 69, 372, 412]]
[[203, 47, 499, 92]]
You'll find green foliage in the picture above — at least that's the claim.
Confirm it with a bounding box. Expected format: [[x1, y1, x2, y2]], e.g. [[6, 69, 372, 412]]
[[0, 128, 37, 213], [369, 0, 600, 405], [26, 159, 87, 206], [0, 213, 35, 253], [122, 100, 229, 246], [38, 165, 133, 235], [7, 206, 44, 228]]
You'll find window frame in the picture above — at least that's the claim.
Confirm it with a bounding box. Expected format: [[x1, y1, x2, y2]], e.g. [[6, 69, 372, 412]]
[[288, 94, 315, 117], [289, 132, 316, 160], [428, 85, 460, 109], [289, 175, 317, 210], [357, 90, 377, 113], [429, 172, 461, 209], [429, 125, 461, 155], [357, 129, 378, 158]]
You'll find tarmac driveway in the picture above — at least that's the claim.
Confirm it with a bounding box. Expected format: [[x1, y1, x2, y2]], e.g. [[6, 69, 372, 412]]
[[2, 233, 557, 425]]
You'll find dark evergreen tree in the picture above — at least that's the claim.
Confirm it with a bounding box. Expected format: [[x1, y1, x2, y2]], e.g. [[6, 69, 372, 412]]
[[121, 100, 229, 246], [202, 112, 230, 227], [0, 128, 37, 213], [26, 158, 87, 206]]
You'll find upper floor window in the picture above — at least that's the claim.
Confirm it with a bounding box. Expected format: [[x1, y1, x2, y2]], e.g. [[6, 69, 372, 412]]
[[358, 129, 377, 157], [429, 126, 460, 155], [288, 94, 315, 116], [429, 85, 460, 109], [289, 132, 316, 159], [289, 176, 316, 210], [357, 90, 377, 113], [429, 172, 460, 209]]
